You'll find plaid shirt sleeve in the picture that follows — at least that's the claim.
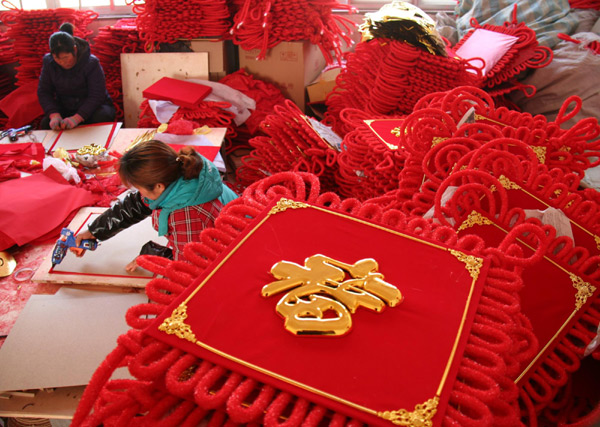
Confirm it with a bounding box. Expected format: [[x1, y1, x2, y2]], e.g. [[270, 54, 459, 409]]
[[153, 200, 222, 261]]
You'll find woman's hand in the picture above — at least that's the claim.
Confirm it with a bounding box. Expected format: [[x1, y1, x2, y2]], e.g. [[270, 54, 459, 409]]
[[49, 113, 64, 130], [63, 114, 84, 130], [75, 230, 96, 254], [125, 257, 139, 273]]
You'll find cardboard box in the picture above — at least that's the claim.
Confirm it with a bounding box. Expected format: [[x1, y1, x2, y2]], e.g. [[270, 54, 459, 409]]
[[306, 67, 341, 104], [187, 39, 234, 81], [239, 41, 327, 112]]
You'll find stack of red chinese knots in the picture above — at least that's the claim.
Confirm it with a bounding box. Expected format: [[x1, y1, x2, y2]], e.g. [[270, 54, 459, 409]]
[[0, 6, 96, 86], [237, 100, 340, 191], [126, 0, 231, 52], [451, 5, 553, 99], [335, 86, 600, 206], [0, 31, 16, 101], [229, 0, 357, 63], [91, 18, 145, 121], [323, 38, 481, 136]]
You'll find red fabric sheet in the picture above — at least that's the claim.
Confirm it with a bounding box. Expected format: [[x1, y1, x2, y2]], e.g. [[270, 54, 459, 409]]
[[0, 81, 44, 129], [0, 166, 95, 250], [147, 200, 489, 425]]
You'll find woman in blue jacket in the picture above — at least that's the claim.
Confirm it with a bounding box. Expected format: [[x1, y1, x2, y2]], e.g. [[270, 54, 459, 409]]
[[38, 23, 115, 130]]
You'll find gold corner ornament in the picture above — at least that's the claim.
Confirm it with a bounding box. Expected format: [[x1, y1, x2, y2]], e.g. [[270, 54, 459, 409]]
[[158, 303, 197, 343], [263, 255, 403, 336], [457, 210, 494, 232], [570, 273, 596, 310], [530, 146, 547, 164], [269, 198, 310, 215], [450, 249, 483, 282], [498, 175, 521, 191], [379, 396, 439, 426]]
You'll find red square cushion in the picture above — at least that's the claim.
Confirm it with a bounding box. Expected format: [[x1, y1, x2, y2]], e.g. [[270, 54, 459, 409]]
[[147, 198, 491, 425]]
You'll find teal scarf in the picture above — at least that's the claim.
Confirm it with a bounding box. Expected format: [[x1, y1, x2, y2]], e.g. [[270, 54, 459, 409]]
[[146, 156, 238, 236]]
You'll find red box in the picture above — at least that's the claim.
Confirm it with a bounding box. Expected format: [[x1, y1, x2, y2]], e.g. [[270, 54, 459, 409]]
[[142, 77, 212, 109]]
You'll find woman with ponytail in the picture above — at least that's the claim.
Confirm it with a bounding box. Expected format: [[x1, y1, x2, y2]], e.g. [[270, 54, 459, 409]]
[[75, 140, 238, 270], [38, 22, 115, 130]]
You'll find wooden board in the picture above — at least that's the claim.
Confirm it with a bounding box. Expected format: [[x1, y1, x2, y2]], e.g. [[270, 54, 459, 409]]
[[120, 52, 209, 128], [0, 385, 84, 419], [43, 122, 122, 153], [33, 207, 168, 288], [0, 289, 145, 393]]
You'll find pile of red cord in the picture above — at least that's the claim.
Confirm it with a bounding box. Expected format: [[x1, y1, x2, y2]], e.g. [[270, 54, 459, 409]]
[[335, 86, 600, 206], [126, 0, 231, 52], [219, 69, 288, 136], [229, 0, 357, 63], [568, 0, 600, 9], [0, 31, 16, 101], [236, 99, 340, 190], [323, 38, 481, 137], [217, 69, 288, 156], [451, 5, 553, 98], [91, 18, 145, 121], [0, 4, 96, 86]]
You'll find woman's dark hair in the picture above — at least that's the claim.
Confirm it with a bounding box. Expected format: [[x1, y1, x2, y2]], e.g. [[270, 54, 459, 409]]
[[118, 140, 204, 191], [49, 23, 76, 56]]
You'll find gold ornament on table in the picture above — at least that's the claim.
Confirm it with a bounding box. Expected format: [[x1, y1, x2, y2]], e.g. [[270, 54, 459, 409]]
[[0, 251, 17, 277], [74, 143, 109, 168], [359, 0, 447, 57]]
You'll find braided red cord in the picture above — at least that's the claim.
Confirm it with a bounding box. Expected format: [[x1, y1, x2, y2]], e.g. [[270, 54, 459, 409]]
[[91, 19, 145, 121], [128, 0, 231, 51], [230, 0, 356, 64], [0, 7, 96, 86], [239, 100, 341, 190], [324, 39, 480, 136]]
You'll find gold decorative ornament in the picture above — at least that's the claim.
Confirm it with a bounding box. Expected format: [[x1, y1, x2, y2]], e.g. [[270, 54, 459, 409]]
[[159, 303, 197, 343], [194, 125, 211, 135], [128, 129, 157, 151], [157, 123, 169, 133], [457, 210, 494, 232], [431, 136, 447, 147], [52, 147, 70, 161], [0, 251, 17, 277], [359, 1, 447, 57], [263, 254, 403, 336], [379, 396, 439, 426], [450, 249, 483, 282], [570, 273, 596, 310], [268, 198, 310, 215], [74, 144, 109, 168], [498, 175, 521, 191], [530, 146, 547, 164], [77, 144, 106, 156]]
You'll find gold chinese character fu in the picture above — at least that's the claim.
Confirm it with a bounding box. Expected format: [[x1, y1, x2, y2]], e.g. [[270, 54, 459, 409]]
[[262, 254, 403, 336]]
